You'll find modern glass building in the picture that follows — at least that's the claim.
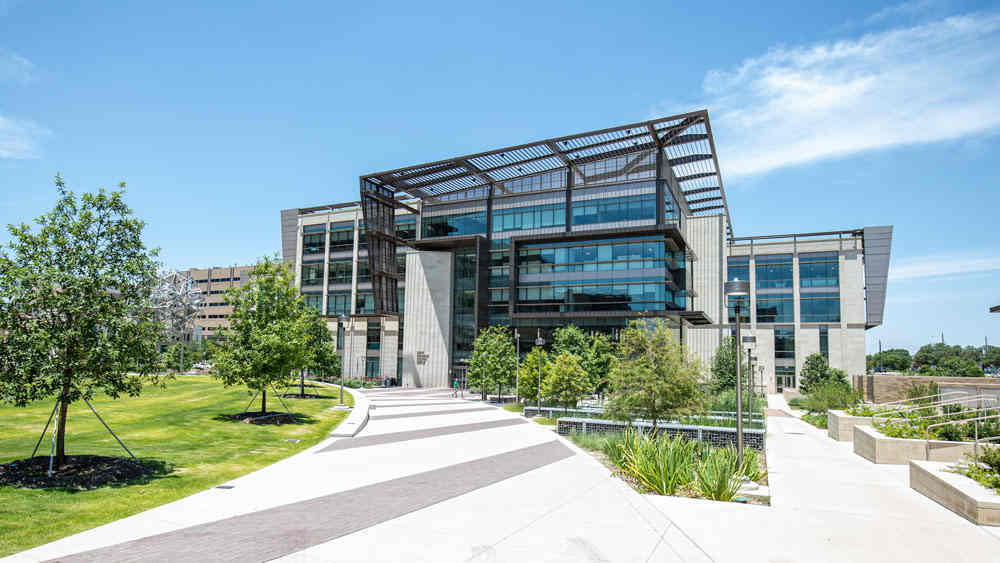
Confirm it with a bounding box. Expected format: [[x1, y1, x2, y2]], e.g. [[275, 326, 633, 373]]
[[280, 110, 892, 391]]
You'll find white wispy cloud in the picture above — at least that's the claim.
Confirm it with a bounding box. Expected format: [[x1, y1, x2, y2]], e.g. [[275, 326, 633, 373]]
[[865, 0, 936, 25], [696, 12, 1000, 179], [0, 49, 34, 83], [888, 253, 1000, 281], [0, 115, 49, 159]]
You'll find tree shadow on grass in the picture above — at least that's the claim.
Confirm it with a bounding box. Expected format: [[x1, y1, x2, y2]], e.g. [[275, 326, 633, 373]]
[[0, 455, 175, 492], [211, 411, 319, 425]]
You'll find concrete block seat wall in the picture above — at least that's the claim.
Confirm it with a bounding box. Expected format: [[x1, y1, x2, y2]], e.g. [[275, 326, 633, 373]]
[[828, 410, 871, 442], [852, 425, 976, 465], [910, 460, 1000, 525]]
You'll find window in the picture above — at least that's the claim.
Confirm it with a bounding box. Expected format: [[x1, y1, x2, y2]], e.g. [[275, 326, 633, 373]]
[[800, 252, 839, 288], [727, 295, 750, 324], [422, 211, 487, 238], [776, 365, 796, 390], [367, 321, 380, 350], [775, 326, 795, 359], [492, 203, 566, 232], [820, 326, 829, 360], [328, 260, 353, 284], [396, 216, 416, 241], [356, 292, 374, 314], [756, 293, 793, 323], [337, 324, 344, 350], [301, 262, 323, 286], [303, 293, 322, 311], [727, 256, 749, 282], [357, 260, 371, 283], [396, 254, 407, 277], [364, 357, 380, 381], [327, 292, 351, 316], [801, 292, 841, 322], [501, 170, 565, 193], [572, 193, 656, 226], [302, 233, 325, 255], [329, 226, 354, 251], [756, 254, 793, 289]]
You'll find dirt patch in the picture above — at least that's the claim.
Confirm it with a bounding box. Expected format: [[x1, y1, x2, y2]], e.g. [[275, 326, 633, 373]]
[[0, 455, 170, 490], [279, 393, 329, 400], [227, 411, 302, 425]]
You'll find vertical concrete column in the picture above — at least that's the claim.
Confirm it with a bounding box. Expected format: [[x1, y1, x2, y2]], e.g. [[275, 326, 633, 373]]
[[350, 212, 360, 315], [294, 219, 304, 290], [382, 317, 399, 383], [346, 318, 368, 381], [401, 251, 454, 388], [321, 213, 331, 315], [748, 254, 757, 330]]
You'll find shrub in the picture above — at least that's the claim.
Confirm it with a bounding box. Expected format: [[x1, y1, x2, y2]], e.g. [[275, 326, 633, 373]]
[[802, 413, 828, 429], [695, 447, 744, 501], [802, 381, 860, 414], [787, 397, 807, 409], [741, 449, 766, 482], [625, 433, 697, 496]]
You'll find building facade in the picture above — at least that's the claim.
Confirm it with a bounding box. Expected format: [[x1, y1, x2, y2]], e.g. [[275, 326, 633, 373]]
[[182, 265, 254, 339], [280, 110, 892, 391]]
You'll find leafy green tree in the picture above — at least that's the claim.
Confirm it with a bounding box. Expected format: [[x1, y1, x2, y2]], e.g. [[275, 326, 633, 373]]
[[867, 348, 913, 372], [985, 346, 1000, 369], [467, 326, 516, 401], [517, 346, 547, 403], [0, 176, 162, 467], [800, 353, 849, 393], [607, 319, 704, 428], [295, 313, 341, 392], [582, 332, 614, 394], [162, 342, 196, 373], [710, 337, 747, 393], [542, 351, 590, 412], [214, 257, 314, 414], [553, 325, 589, 361], [914, 342, 961, 367], [939, 356, 984, 378]]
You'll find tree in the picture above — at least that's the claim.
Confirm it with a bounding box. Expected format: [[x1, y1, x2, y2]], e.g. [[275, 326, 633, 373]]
[[710, 337, 747, 393], [0, 176, 162, 468], [541, 352, 590, 412], [606, 319, 704, 429], [800, 353, 851, 393], [467, 326, 516, 401], [553, 325, 589, 361], [914, 342, 961, 367], [517, 346, 547, 403], [582, 332, 614, 395], [304, 315, 341, 385], [985, 346, 1000, 369], [939, 356, 984, 378], [213, 257, 313, 414]]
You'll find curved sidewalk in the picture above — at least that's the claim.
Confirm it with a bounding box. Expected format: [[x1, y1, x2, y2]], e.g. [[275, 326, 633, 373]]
[[7, 388, 710, 563]]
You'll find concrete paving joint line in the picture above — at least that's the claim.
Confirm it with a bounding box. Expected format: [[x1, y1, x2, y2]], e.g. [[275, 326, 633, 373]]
[[369, 406, 496, 421], [319, 418, 529, 452]]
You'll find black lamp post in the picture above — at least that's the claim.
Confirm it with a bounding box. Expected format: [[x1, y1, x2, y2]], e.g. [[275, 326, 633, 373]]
[[725, 279, 750, 463], [743, 335, 757, 428], [535, 329, 545, 416], [338, 314, 349, 407]]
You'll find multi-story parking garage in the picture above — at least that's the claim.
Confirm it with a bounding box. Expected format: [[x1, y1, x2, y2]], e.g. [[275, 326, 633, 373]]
[[280, 109, 892, 392]]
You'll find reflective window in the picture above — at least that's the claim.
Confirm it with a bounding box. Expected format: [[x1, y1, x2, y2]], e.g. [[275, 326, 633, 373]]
[[356, 292, 374, 314], [422, 211, 487, 238], [572, 193, 656, 226], [364, 357, 380, 381], [327, 292, 351, 316], [800, 252, 839, 288], [395, 216, 416, 241], [776, 365, 796, 389], [492, 203, 566, 232], [300, 262, 324, 286], [819, 326, 829, 359], [727, 256, 749, 283], [756, 293, 793, 323], [453, 248, 477, 361], [501, 170, 566, 193], [328, 260, 352, 284], [774, 326, 795, 359], [329, 226, 354, 251], [801, 292, 840, 322], [302, 233, 325, 255], [756, 254, 793, 289], [727, 295, 750, 324], [357, 260, 370, 283], [303, 293, 322, 311], [367, 321, 380, 350]]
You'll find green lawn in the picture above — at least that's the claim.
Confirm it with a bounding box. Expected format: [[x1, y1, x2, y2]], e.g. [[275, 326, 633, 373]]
[[0, 376, 352, 557]]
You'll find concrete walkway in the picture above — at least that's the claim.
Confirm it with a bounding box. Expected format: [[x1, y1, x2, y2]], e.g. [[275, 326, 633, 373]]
[[7, 388, 710, 563], [644, 395, 1000, 562]]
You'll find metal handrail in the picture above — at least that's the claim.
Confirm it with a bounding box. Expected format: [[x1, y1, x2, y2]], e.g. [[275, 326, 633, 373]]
[[924, 412, 1000, 460], [875, 391, 966, 408], [876, 406, 1000, 426], [972, 435, 1000, 463], [876, 395, 998, 418]]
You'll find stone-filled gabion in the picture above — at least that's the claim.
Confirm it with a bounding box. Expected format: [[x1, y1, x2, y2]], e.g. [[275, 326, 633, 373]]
[[556, 417, 766, 450]]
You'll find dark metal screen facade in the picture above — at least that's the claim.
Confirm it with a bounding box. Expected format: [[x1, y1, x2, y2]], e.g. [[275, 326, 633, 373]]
[[360, 179, 401, 316]]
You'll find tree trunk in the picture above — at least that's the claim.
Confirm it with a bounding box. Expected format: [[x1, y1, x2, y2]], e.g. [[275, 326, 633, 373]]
[[300, 370, 305, 398], [261, 388, 267, 415], [54, 376, 72, 468]]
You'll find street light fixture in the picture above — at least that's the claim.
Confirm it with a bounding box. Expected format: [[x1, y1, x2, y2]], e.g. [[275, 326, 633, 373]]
[[514, 329, 521, 403], [743, 335, 756, 428], [725, 279, 750, 463], [338, 314, 350, 408], [535, 329, 545, 416]]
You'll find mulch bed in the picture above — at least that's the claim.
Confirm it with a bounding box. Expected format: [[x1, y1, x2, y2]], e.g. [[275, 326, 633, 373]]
[[0, 455, 165, 490], [228, 411, 299, 425], [279, 393, 329, 400]]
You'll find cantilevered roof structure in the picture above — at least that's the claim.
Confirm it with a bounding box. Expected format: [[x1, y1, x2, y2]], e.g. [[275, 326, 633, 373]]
[[360, 109, 733, 233], [359, 109, 733, 317]]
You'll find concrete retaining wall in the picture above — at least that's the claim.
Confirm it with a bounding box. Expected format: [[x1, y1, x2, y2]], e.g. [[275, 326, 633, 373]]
[[853, 425, 975, 464], [910, 460, 1000, 525], [827, 410, 869, 442], [852, 374, 1000, 403], [556, 417, 766, 450]]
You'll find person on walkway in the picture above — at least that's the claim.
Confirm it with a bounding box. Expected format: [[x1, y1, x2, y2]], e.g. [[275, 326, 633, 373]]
[[453, 380, 459, 398]]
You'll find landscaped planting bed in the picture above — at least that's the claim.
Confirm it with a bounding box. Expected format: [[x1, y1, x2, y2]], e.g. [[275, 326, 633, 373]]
[[557, 417, 766, 450], [910, 460, 1000, 525], [568, 429, 767, 504], [853, 425, 975, 464]]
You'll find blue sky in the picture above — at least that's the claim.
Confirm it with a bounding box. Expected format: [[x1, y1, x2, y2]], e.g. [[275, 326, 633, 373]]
[[1, 0, 998, 354]]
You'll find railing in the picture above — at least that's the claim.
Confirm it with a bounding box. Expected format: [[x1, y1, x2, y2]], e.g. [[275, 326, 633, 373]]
[[875, 391, 966, 408], [524, 406, 765, 428], [924, 412, 1000, 461], [875, 395, 998, 418]]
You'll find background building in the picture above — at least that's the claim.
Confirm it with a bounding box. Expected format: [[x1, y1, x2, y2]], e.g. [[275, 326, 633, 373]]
[[182, 265, 254, 339], [281, 110, 892, 390]]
